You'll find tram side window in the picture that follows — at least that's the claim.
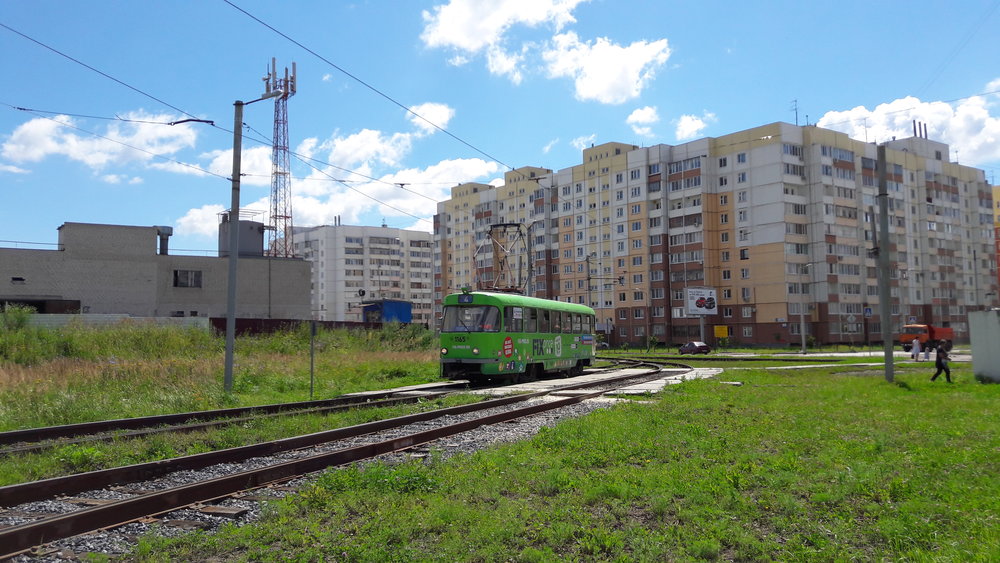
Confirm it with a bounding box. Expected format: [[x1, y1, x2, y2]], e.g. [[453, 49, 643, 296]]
[[505, 307, 524, 332], [540, 309, 551, 333], [572, 313, 582, 333], [526, 308, 537, 332], [585, 315, 594, 334], [563, 312, 573, 333]]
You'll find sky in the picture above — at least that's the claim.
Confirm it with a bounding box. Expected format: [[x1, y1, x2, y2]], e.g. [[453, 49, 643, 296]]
[[2, 0, 999, 255]]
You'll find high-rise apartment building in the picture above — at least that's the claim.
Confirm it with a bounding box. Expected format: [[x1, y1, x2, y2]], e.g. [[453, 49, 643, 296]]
[[435, 122, 997, 347], [294, 221, 434, 323]]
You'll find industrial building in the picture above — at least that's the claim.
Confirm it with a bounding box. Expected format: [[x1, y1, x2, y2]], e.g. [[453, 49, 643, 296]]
[[434, 121, 997, 348], [293, 220, 434, 324], [1, 221, 311, 320]]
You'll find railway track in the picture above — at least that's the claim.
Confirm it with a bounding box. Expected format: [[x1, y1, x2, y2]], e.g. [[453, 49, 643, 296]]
[[0, 364, 672, 559], [0, 385, 464, 457]]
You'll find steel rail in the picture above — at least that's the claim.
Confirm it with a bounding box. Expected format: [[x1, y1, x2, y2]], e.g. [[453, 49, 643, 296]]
[[0, 387, 462, 447], [0, 366, 668, 558], [0, 393, 450, 457]]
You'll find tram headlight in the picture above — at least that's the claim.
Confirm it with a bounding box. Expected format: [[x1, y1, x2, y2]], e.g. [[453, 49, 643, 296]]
[[441, 347, 448, 355], [472, 347, 480, 355]]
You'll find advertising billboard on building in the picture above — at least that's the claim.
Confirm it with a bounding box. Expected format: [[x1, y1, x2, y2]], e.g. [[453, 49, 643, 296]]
[[685, 287, 717, 316]]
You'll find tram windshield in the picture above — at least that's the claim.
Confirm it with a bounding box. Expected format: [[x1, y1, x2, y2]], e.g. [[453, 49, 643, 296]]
[[441, 305, 500, 332]]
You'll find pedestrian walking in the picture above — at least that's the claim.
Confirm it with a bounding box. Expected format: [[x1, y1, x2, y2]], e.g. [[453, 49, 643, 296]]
[[931, 343, 951, 383], [924, 345, 931, 361], [911, 338, 921, 360]]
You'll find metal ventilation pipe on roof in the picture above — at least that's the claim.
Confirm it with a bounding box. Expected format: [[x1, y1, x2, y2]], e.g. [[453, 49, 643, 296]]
[[155, 226, 173, 255]]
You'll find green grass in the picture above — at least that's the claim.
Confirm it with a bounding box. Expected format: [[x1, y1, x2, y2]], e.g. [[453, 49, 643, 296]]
[[0, 322, 445, 485], [134, 363, 999, 561]]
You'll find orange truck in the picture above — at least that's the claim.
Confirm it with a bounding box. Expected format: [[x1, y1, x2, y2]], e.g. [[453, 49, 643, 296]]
[[899, 324, 954, 352]]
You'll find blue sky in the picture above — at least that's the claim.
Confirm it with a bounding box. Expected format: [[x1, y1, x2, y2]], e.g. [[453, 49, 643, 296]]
[[2, 0, 999, 254]]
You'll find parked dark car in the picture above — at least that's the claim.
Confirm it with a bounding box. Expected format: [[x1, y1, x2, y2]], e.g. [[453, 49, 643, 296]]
[[678, 341, 712, 355]]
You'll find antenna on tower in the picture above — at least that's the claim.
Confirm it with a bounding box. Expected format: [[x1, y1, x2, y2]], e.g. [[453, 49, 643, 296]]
[[265, 58, 297, 257]]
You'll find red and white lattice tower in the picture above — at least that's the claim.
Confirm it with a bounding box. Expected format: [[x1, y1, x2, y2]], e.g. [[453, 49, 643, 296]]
[[264, 58, 297, 257]]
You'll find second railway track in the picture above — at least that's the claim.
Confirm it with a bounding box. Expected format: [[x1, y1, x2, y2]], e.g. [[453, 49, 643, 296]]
[[1, 363, 678, 559]]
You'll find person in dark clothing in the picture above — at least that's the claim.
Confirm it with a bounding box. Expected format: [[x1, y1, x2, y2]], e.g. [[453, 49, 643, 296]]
[[931, 343, 951, 383]]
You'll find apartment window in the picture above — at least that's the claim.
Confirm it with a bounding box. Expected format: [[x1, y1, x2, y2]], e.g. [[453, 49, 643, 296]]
[[740, 268, 750, 279], [740, 248, 749, 260], [721, 232, 729, 243], [742, 326, 753, 338], [737, 152, 746, 163], [737, 172, 747, 183], [738, 190, 747, 203], [722, 270, 731, 280], [720, 194, 728, 205], [742, 306, 753, 318], [719, 157, 728, 167], [173, 270, 202, 288]]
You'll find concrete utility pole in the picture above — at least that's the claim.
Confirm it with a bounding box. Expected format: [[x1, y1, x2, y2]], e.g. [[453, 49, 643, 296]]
[[876, 144, 894, 383], [224, 90, 283, 394]]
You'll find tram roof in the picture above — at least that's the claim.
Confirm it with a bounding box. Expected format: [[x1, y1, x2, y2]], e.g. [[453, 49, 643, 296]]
[[442, 291, 595, 315]]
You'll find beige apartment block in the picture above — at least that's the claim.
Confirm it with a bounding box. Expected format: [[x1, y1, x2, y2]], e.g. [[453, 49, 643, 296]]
[[435, 122, 996, 348], [1, 222, 311, 319], [293, 220, 434, 323]]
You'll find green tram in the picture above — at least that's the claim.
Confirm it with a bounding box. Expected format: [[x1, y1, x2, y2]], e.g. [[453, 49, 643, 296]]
[[440, 289, 597, 382]]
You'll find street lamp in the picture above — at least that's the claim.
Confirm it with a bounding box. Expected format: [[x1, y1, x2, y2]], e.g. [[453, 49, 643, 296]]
[[224, 89, 283, 394]]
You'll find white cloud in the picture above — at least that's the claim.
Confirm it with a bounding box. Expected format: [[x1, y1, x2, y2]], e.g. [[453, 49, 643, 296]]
[[571, 133, 596, 150], [100, 173, 143, 185], [421, 0, 590, 85], [176, 118, 500, 239], [407, 102, 456, 134], [421, 0, 584, 53], [176, 204, 226, 238], [627, 106, 659, 137], [543, 32, 671, 104], [198, 145, 274, 187], [675, 111, 717, 140], [322, 73, 332, 82], [486, 45, 526, 84], [290, 157, 500, 232], [542, 138, 559, 153], [1, 112, 198, 170], [0, 163, 28, 174], [817, 88, 1000, 165]]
